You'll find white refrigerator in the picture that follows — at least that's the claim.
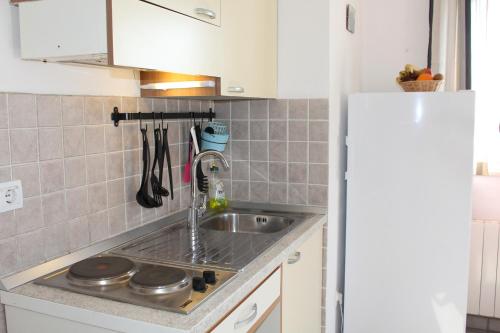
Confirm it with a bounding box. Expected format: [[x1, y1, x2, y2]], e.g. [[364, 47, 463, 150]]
[[344, 92, 475, 333]]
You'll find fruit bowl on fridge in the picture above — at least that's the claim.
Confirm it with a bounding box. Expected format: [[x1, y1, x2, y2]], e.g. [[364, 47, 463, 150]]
[[396, 64, 444, 92]]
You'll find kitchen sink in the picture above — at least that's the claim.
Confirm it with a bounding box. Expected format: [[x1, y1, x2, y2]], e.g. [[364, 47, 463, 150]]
[[200, 213, 294, 234]]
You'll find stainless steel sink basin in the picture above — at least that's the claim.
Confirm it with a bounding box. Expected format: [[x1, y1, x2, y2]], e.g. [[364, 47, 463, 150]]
[[200, 213, 294, 234]]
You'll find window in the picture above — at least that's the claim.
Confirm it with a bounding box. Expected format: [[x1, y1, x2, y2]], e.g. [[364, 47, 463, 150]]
[[471, 0, 500, 174]]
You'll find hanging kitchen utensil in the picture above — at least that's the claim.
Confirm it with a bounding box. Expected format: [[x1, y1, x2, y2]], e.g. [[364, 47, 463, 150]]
[[136, 114, 158, 208], [182, 119, 194, 184], [157, 113, 169, 197], [162, 114, 174, 200], [150, 114, 163, 207], [194, 119, 208, 193]]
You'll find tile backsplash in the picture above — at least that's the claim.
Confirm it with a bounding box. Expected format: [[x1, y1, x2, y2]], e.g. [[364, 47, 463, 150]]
[[0, 93, 328, 332]]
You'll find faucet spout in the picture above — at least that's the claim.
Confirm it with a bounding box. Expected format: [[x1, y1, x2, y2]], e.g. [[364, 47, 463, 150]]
[[188, 150, 229, 230]]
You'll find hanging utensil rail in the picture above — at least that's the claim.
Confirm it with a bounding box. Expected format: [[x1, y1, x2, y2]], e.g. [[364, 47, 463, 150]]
[[111, 107, 215, 127]]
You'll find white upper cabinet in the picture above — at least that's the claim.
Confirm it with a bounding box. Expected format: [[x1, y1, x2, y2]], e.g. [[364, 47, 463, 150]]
[[220, 0, 277, 98], [17, 0, 277, 98], [146, 0, 221, 26]]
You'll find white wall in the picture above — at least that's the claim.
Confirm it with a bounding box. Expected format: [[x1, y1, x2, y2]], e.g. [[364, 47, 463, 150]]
[[360, 0, 429, 92], [327, 0, 363, 332], [277, 0, 329, 99], [0, 2, 139, 96]]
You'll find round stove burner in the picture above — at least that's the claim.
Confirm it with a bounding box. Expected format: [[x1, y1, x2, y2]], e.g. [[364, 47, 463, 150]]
[[129, 266, 191, 295], [67, 256, 136, 287]]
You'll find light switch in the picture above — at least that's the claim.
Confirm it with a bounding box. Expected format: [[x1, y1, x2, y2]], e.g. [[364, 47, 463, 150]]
[[0, 180, 23, 213]]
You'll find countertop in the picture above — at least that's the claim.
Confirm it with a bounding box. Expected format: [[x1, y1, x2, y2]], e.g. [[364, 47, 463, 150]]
[[1, 203, 327, 333]]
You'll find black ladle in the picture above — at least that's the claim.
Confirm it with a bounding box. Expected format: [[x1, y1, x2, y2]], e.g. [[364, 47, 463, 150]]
[[136, 114, 158, 208]]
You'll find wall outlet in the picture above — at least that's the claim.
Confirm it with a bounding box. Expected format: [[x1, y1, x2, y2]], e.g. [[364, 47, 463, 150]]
[[0, 180, 23, 213]]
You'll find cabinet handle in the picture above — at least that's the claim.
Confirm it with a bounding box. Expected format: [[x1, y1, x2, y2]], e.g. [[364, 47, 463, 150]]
[[287, 251, 301, 265], [234, 303, 258, 330], [195, 8, 216, 19], [227, 86, 245, 93]]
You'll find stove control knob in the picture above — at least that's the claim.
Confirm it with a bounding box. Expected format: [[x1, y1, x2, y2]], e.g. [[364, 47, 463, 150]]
[[192, 276, 206, 292], [203, 271, 217, 284]]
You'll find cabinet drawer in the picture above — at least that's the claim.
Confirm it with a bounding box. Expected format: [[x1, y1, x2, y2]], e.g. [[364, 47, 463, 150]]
[[212, 268, 281, 333], [145, 0, 221, 26]]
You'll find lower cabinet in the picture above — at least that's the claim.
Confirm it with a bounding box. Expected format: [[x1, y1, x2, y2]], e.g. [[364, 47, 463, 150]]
[[282, 228, 323, 333]]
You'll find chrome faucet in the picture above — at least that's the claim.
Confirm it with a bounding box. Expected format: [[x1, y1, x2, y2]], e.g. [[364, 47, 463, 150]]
[[188, 150, 229, 230]]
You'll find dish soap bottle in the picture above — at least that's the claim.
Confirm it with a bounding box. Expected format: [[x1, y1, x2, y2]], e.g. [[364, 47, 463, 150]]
[[208, 164, 228, 211]]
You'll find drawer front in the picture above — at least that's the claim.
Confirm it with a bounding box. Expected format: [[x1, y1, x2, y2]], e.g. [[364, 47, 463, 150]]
[[212, 268, 281, 333], [145, 0, 221, 26]]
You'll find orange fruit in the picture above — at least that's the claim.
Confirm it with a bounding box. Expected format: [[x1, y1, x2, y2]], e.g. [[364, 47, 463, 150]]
[[417, 73, 433, 81]]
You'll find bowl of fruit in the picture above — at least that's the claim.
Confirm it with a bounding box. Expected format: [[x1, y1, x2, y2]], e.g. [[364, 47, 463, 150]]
[[396, 64, 444, 92]]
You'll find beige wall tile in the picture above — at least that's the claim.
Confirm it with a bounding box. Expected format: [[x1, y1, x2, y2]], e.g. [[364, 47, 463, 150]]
[[289, 120, 307, 141], [232, 161, 250, 181], [232, 181, 249, 201], [124, 149, 140, 177], [269, 121, 287, 141], [169, 189, 180, 212], [105, 125, 123, 152], [64, 157, 86, 188], [44, 222, 69, 259], [108, 205, 126, 236], [86, 154, 106, 184], [84, 97, 104, 125], [125, 176, 140, 203], [123, 123, 139, 150], [231, 101, 249, 119], [68, 217, 89, 251], [122, 97, 137, 113], [66, 187, 88, 219], [231, 141, 249, 161], [38, 127, 63, 161], [88, 183, 107, 214], [269, 183, 287, 203], [214, 101, 230, 120], [308, 185, 328, 206], [63, 126, 85, 157], [107, 179, 125, 208], [288, 183, 307, 205], [126, 202, 141, 229], [309, 142, 328, 163], [15, 197, 43, 234], [85, 126, 105, 155], [103, 97, 121, 116], [18, 230, 44, 269], [250, 141, 268, 161], [0, 94, 7, 129], [309, 99, 329, 120], [289, 142, 307, 163], [37, 95, 61, 127], [250, 121, 268, 140], [250, 182, 269, 202], [42, 192, 67, 226], [0, 167, 10, 182], [250, 161, 268, 182], [231, 121, 249, 140], [138, 98, 152, 113], [289, 99, 308, 119], [0, 130, 10, 166], [88, 211, 109, 243], [269, 100, 287, 120], [10, 129, 38, 164], [12, 163, 40, 197], [62, 96, 84, 126], [0, 238, 18, 275], [249, 100, 268, 120], [288, 163, 307, 184], [269, 141, 287, 162], [309, 121, 329, 142], [8, 93, 36, 128], [167, 122, 180, 144], [309, 164, 329, 185], [40, 160, 64, 194], [0, 212, 16, 241], [166, 99, 179, 112], [152, 99, 166, 112], [106, 152, 124, 180], [269, 162, 287, 182]]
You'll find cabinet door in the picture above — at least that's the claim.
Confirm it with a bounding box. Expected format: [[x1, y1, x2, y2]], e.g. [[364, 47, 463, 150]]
[[220, 0, 277, 98], [479, 222, 499, 317], [212, 269, 281, 333], [111, 0, 222, 76], [282, 228, 323, 333], [146, 0, 221, 26], [468, 221, 484, 315]]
